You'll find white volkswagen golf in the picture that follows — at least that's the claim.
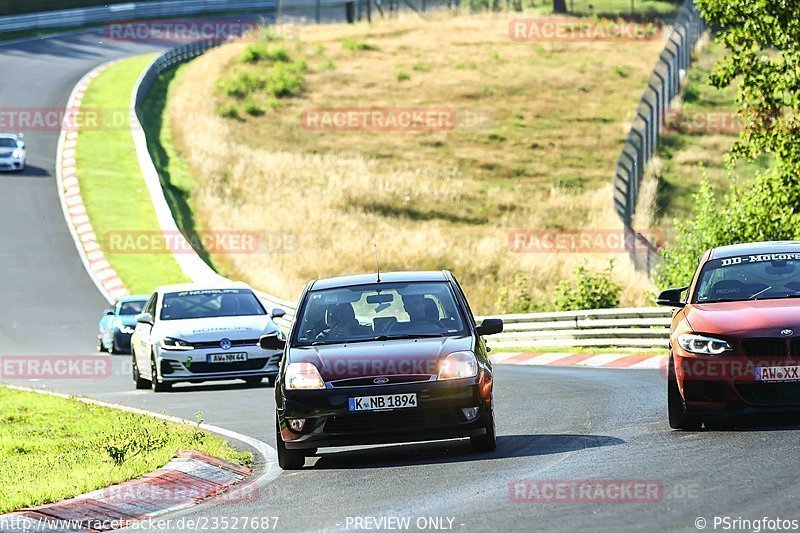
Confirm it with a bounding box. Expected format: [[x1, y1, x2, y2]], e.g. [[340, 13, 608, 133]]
[[131, 282, 287, 392]]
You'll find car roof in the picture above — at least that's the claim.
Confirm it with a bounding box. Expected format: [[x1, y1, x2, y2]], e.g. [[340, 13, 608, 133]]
[[709, 241, 800, 260], [310, 271, 450, 291], [155, 281, 253, 294], [116, 295, 150, 303]]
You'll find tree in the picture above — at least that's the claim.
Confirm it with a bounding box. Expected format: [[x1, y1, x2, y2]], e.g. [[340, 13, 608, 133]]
[[657, 0, 800, 288], [696, 0, 800, 176]]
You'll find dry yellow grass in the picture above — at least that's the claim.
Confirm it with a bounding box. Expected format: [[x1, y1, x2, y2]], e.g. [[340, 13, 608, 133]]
[[168, 11, 664, 312]]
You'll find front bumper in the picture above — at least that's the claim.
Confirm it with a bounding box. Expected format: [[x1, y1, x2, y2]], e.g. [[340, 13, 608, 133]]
[[0, 157, 24, 171], [278, 377, 492, 449], [112, 329, 133, 352], [674, 350, 800, 414], [156, 347, 282, 383]]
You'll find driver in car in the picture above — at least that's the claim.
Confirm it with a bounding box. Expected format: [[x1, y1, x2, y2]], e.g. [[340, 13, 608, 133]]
[[395, 294, 445, 332]]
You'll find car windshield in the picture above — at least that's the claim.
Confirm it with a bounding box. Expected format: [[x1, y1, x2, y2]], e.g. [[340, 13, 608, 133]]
[[118, 300, 146, 315], [160, 288, 266, 320], [0, 138, 17, 148], [294, 281, 468, 346], [694, 253, 800, 303]]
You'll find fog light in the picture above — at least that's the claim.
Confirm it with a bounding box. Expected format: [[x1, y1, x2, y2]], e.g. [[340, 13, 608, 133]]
[[461, 407, 480, 421], [288, 418, 306, 432]]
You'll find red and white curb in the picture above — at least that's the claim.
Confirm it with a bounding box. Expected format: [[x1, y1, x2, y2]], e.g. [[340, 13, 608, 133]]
[[0, 383, 281, 533], [491, 352, 667, 369], [0, 450, 252, 532], [57, 60, 129, 304]]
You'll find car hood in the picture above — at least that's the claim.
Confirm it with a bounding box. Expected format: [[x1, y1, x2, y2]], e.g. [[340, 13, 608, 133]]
[[685, 299, 800, 337], [116, 315, 139, 327], [159, 315, 278, 341], [288, 335, 474, 380]]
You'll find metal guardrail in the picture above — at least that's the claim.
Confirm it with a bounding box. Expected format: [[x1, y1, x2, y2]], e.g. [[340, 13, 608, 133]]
[[613, 0, 706, 277], [478, 307, 671, 349]]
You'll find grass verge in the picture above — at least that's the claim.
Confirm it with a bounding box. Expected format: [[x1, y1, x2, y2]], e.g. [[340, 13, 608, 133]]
[[165, 10, 667, 313], [76, 55, 190, 294], [0, 386, 250, 514]]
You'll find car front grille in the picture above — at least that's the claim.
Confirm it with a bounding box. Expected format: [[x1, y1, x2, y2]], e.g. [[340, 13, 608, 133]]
[[329, 375, 434, 388], [190, 338, 261, 349], [323, 408, 462, 434], [741, 338, 788, 358], [185, 359, 267, 374], [736, 383, 800, 405], [0, 151, 12, 158]]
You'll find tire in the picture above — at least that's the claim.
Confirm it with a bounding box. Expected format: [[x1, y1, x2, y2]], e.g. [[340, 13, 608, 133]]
[[97, 335, 108, 353], [668, 355, 702, 430], [470, 406, 497, 452], [266, 376, 276, 387], [275, 417, 305, 470], [245, 377, 263, 386], [132, 358, 149, 390], [110, 338, 120, 355], [151, 353, 171, 393]]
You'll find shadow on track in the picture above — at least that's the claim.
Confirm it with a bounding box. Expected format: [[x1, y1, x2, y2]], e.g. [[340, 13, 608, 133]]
[[702, 412, 800, 432], [309, 434, 624, 469], [2, 165, 49, 178], [160, 379, 274, 393]]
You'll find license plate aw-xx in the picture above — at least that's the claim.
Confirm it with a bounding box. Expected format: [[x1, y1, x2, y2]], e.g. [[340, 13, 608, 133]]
[[755, 365, 800, 383], [207, 352, 248, 363], [348, 393, 418, 412]]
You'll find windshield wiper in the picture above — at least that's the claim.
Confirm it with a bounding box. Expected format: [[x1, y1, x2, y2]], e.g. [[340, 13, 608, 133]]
[[374, 333, 445, 341]]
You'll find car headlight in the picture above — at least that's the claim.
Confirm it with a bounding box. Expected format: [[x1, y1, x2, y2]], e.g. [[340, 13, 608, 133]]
[[159, 337, 194, 351], [285, 362, 325, 390], [12, 148, 24, 159], [677, 334, 732, 355], [119, 325, 135, 335], [438, 351, 478, 380]]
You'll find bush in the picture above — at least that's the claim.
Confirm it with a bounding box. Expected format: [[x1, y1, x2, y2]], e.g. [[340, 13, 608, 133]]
[[218, 72, 263, 99], [217, 104, 240, 119], [341, 38, 379, 51], [241, 44, 291, 64], [494, 270, 542, 313], [396, 70, 410, 81], [243, 100, 265, 116], [266, 61, 306, 97], [655, 170, 800, 289], [554, 261, 622, 311]]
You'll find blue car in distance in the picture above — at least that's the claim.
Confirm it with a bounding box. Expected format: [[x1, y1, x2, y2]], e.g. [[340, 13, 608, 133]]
[[98, 295, 149, 354]]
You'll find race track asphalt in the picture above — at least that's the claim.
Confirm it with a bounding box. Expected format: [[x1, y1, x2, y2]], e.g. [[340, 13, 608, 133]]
[[2, 28, 800, 533]]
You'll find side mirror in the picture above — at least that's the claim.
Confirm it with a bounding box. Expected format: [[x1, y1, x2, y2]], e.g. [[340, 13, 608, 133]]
[[136, 313, 154, 325], [103, 308, 114, 316], [476, 318, 503, 336], [271, 308, 286, 319], [259, 333, 286, 351], [657, 286, 689, 308]]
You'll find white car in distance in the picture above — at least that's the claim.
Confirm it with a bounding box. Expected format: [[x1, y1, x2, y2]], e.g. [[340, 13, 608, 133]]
[[131, 282, 286, 392], [0, 133, 26, 172]]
